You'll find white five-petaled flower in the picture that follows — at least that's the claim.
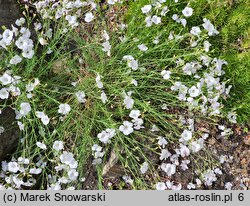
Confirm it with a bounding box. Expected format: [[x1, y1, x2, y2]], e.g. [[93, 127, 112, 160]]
[[123, 92, 134, 109], [182, 7, 193, 17], [20, 102, 31, 116], [97, 128, 116, 144], [84, 12, 94, 23], [161, 163, 176, 176], [141, 5, 152, 14], [188, 85, 200, 97], [58, 103, 71, 115], [119, 121, 134, 135], [53, 141, 64, 151], [190, 26, 201, 36], [156, 182, 167, 190], [0, 88, 9, 99], [7, 162, 19, 173], [161, 70, 171, 80], [140, 162, 149, 174], [180, 129, 192, 142], [96, 74, 104, 89], [138, 44, 148, 51], [36, 142, 47, 150], [75, 91, 86, 103], [0, 73, 12, 85], [10, 55, 22, 65], [129, 110, 141, 119], [35, 111, 50, 125]]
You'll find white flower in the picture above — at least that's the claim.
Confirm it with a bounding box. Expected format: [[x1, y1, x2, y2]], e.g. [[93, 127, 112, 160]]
[[202, 18, 219, 36], [180, 144, 190, 157], [180, 159, 190, 171], [122, 176, 134, 185], [129, 110, 141, 119], [2, 29, 13, 45], [75, 91, 86, 103], [101, 91, 108, 103], [153, 36, 159, 44], [180, 129, 192, 142], [0, 73, 12, 85], [132, 118, 144, 130], [58, 103, 71, 115], [187, 182, 196, 190], [53, 141, 64, 151], [160, 149, 171, 161], [38, 37, 48, 45], [158, 136, 168, 148], [119, 121, 134, 135], [172, 183, 182, 190], [20, 102, 31, 116], [97, 128, 116, 144], [8, 162, 19, 173], [10, 55, 22, 65], [123, 56, 139, 70], [161, 163, 176, 176], [190, 26, 201, 36], [16, 17, 25, 26], [128, 59, 138, 70], [214, 168, 222, 175], [35, 111, 50, 125], [180, 18, 187, 27], [60, 151, 75, 165], [171, 81, 182, 91], [196, 178, 202, 187], [182, 7, 193, 17], [225, 182, 233, 190], [102, 41, 111, 56], [156, 182, 167, 190], [145, 16, 152, 27], [17, 121, 24, 131], [26, 78, 40, 92], [107, 0, 117, 5], [84, 12, 94, 23], [191, 139, 203, 153], [227, 111, 237, 123], [0, 126, 4, 135], [0, 88, 9, 99], [151, 15, 161, 24], [123, 92, 134, 109], [188, 85, 200, 97], [203, 170, 217, 186], [22, 49, 35, 59], [161, 6, 169, 16], [131, 79, 138, 86], [204, 40, 211, 52], [68, 169, 79, 180], [36, 142, 47, 150], [29, 168, 42, 174], [138, 44, 148, 51], [150, 124, 159, 132], [96, 74, 103, 89], [161, 70, 171, 80], [102, 30, 110, 41], [140, 162, 149, 174], [66, 15, 78, 27], [141, 5, 152, 14]]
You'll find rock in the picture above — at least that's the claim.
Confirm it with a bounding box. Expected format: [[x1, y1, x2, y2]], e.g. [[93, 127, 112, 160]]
[[0, 0, 21, 32], [0, 107, 19, 162]]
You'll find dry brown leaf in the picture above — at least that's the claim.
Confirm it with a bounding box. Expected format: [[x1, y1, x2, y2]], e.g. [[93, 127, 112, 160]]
[[102, 149, 119, 177]]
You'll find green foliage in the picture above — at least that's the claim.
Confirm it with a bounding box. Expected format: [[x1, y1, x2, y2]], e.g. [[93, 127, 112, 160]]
[[189, 0, 250, 123]]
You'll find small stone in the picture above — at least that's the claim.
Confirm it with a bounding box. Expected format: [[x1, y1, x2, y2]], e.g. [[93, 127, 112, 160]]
[[0, 107, 19, 161]]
